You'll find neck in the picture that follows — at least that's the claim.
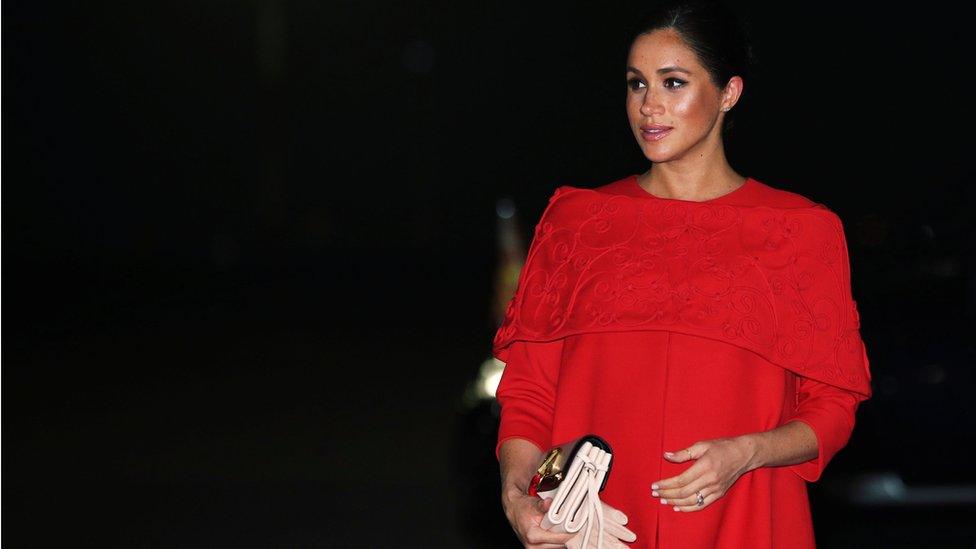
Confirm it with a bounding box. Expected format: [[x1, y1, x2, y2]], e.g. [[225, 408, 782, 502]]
[[638, 133, 745, 201]]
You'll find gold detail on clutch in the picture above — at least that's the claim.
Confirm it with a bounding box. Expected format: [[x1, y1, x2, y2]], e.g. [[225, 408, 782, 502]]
[[537, 447, 564, 485]]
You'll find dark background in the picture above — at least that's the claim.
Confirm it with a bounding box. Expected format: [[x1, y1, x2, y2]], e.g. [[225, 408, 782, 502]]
[[5, 1, 975, 547]]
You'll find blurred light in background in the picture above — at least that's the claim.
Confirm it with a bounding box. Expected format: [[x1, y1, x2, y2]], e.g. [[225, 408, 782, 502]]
[[462, 356, 506, 408]]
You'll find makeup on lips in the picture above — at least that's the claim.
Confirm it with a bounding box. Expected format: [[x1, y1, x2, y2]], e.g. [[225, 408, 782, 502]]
[[641, 124, 673, 141]]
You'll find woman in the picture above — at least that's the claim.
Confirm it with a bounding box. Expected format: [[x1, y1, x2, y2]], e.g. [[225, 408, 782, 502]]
[[494, 1, 872, 548]]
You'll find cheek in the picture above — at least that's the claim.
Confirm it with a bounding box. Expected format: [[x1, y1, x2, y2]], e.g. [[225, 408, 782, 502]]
[[673, 91, 713, 125]]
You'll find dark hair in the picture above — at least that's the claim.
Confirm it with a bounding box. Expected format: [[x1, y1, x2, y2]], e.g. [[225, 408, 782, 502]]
[[625, 0, 759, 136]]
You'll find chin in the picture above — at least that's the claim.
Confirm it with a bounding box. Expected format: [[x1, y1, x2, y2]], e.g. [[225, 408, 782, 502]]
[[639, 145, 675, 163], [634, 132, 682, 163]]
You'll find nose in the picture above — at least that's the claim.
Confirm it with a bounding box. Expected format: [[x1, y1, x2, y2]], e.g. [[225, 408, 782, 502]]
[[640, 88, 664, 116]]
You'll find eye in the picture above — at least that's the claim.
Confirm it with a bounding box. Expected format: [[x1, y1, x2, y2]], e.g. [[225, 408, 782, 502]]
[[664, 77, 687, 89], [626, 77, 645, 91]]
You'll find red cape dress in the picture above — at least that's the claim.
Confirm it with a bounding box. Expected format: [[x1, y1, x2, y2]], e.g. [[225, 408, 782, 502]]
[[493, 174, 872, 548]]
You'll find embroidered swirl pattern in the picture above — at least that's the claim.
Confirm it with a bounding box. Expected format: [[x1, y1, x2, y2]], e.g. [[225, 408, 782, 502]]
[[493, 186, 872, 397]]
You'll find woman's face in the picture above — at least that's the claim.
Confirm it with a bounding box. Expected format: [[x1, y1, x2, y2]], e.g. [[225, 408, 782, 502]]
[[625, 28, 735, 164]]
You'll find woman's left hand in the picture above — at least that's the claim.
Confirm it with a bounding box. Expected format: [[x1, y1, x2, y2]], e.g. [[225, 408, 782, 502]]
[[650, 436, 758, 512]]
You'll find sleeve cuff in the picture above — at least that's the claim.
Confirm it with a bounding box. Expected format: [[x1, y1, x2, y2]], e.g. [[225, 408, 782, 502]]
[[495, 425, 550, 461], [785, 417, 827, 482]]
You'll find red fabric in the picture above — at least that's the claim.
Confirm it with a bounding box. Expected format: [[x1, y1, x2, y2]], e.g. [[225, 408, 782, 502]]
[[494, 174, 872, 548]]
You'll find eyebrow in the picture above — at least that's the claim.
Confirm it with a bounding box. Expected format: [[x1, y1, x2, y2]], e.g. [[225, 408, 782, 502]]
[[626, 65, 693, 76]]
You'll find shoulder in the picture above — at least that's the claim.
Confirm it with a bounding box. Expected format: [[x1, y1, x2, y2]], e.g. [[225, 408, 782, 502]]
[[747, 176, 849, 237], [748, 176, 852, 239], [540, 174, 635, 199], [592, 173, 640, 196], [746, 175, 848, 238], [541, 174, 641, 207], [536, 173, 636, 208], [526, 175, 635, 234], [747, 176, 822, 209]]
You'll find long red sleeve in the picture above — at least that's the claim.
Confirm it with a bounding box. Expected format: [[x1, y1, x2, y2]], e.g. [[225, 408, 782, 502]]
[[781, 207, 870, 482], [493, 338, 564, 461], [784, 360, 865, 482]]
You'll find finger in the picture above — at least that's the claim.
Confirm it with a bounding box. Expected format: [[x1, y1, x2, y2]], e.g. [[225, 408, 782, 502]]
[[651, 460, 707, 495], [530, 496, 556, 526], [673, 490, 719, 513], [656, 472, 712, 503], [667, 483, 715, 507], [662, 441, 707, 463]]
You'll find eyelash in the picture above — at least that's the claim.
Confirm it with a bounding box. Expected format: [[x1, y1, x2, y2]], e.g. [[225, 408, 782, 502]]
[[627, 77, 686, 91]]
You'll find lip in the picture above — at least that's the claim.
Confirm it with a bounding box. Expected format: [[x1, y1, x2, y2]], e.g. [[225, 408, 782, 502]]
[[640, 125, 673, 142]]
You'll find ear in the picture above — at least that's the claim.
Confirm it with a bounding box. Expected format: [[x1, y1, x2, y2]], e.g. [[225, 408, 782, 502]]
[[721, 75, 745, 111]]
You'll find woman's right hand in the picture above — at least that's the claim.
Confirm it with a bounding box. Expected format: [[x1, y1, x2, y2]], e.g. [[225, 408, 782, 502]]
[[501, 486, 576, 548]]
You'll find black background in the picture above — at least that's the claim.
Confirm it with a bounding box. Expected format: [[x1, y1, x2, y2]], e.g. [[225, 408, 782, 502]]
[[5, 1, 975, 546]]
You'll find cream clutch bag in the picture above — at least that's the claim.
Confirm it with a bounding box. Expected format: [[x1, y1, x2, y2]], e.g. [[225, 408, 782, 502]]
[[529, 435, 613, 549]]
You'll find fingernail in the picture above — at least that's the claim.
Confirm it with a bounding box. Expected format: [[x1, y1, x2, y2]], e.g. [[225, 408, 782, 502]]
[[651, 483, 659, 490], [663, 452, 674, 457], [673, 506, 681, 512], [660, 498, 667, 504], [652, 491, 659, 497]]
